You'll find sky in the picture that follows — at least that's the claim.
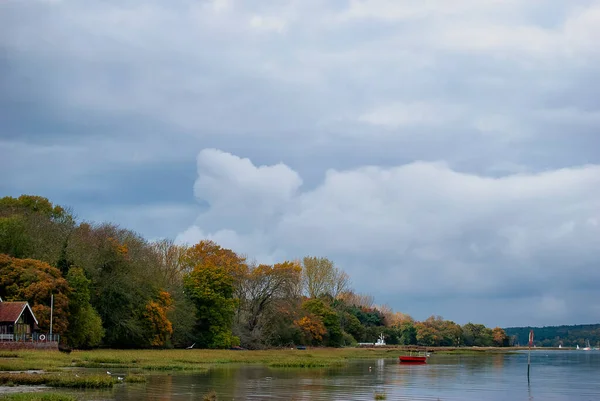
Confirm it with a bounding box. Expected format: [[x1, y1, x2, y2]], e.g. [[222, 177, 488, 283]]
[[1, 0, 600, 328]]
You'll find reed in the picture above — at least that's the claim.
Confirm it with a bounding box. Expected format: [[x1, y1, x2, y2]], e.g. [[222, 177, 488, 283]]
[[0, 352, 20, 358], [0, 373, 116, 388], [202, 390, 218, 401], [0, 394, 78, 401], [124, 375, 146, 383]]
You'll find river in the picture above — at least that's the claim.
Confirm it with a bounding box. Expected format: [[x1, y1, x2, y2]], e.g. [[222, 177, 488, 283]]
[[66, 350, 600, 400]]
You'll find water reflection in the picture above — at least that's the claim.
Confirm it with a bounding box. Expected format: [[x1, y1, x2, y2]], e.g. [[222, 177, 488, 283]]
[[72, 351, 600, 401]]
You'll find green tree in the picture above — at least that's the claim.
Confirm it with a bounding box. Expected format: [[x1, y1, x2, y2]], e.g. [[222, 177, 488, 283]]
[[341, 312, 365, 342], [183, 241, 245, 348], [462, 323, 493, 346], [0, 195, 75, 268], [302, 298, 343, 346], [399, 322, 418, 345], [66, 223, 165, 347], [65, 267, 104, 348], [184, 263, 239, 348], [168, 287, 198, 348]]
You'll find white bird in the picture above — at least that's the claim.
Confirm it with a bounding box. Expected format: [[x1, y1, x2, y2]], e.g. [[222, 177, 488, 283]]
[[186, 343, 196, 349], [106, 371, 111, 375], [117, 377, 124, 381]]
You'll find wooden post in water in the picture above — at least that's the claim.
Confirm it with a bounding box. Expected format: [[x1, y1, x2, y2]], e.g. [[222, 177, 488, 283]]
[[527, 329, 534, 382]]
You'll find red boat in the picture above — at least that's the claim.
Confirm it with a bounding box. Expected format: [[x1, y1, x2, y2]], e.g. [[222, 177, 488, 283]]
[[399, 350, 430, 364], [399, 355, 428, 363]]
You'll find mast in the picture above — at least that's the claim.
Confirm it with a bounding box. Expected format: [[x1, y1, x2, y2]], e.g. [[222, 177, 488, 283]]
[[49, 293, 54, 339]]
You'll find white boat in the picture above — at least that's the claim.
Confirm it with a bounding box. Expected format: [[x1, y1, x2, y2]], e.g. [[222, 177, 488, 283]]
[[583, 339, 592, 351]]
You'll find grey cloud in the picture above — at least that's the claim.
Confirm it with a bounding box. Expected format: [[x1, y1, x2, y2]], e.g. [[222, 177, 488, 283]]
[[2, 0, 600, 326], [177, 149, 600, 326]]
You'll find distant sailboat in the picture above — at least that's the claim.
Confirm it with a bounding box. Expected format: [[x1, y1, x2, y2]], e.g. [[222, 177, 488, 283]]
[[583, 340, 592, 351]]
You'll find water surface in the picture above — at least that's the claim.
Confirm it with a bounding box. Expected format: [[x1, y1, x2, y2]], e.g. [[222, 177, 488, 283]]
[[77, 350, 600, 400]]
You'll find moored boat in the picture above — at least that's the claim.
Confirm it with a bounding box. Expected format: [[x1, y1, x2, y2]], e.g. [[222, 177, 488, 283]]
[[399, 348, 430, 364], [399, 355, 428, 363]]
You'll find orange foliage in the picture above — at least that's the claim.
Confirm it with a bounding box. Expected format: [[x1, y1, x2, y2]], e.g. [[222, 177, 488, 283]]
[[294, 315, 326, 343], [0, 254, 70, 334], [143, 290, 174, 347], [387, 312, 414, 327], [492, 327, 508, 346], [183, 240, 246, 276], [108, 237, 129, 258]]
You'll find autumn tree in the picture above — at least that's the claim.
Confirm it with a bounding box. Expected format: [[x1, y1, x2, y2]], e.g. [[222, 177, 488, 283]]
[[301, 256, 350, 299], [387, 311, 414, 328], [414, 322, 438, 346], [235, 261, 302, 348], [0, 254, 70, 335], [151, 239, 189, 287], [143, 291, 174, 347], [337, 291, 374, 309], [301, 298, 343, 346], [183, 241, 245, 348], [294, 315, 326, 345], [492, 327, 509, 347], [65, 267, 104, 348]]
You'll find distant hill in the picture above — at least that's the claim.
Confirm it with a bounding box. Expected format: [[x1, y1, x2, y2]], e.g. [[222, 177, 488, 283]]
[[504, 324, 600, 347]]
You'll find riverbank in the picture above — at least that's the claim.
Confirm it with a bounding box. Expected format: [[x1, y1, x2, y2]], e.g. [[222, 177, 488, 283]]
[[0, 346, 531, 374]]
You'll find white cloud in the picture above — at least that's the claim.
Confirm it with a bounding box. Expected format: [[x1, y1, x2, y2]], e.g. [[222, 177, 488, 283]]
[[339, 0, 521, 21], [358, 102, 464, 128], [211, 0, 232, 14], [249, 15, 287, 33], [177, 149, 600, 325]]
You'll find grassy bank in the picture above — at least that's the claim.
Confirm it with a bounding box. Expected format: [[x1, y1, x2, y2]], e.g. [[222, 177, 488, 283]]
[[0, 373, 118, 388], [0, 348, 403, 373], [0, 346, 526, 374], [0, 394, 78, 401]]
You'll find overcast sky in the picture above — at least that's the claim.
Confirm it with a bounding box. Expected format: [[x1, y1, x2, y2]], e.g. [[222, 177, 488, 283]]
[[2, 0, 600, 328]]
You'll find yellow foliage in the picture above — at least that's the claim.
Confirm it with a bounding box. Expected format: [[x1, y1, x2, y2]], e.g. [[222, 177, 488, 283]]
[[143, 291, 174, 347], [294, 315, 326, 343]]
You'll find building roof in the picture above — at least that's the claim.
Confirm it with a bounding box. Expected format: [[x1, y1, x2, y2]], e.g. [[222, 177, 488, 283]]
[[0, 301, 39, 324]]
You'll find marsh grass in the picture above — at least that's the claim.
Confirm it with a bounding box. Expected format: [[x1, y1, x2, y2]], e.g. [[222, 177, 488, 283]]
[[0, 352, 21, 358], [0, 347, 517, 375], [0, 394, 78, 401], [374, 392, 387, 400], [0, 373, 116, 388], [434, 348, 517, 355], [0, 348, 406, 374], [202, 390, 218, 401], [123, 375, 146, 383]]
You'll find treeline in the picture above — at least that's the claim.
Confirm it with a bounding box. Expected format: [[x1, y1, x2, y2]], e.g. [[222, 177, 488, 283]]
[[0, 195, 509, 349], [505, 325, 600, 348]]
